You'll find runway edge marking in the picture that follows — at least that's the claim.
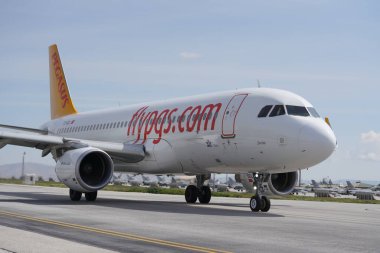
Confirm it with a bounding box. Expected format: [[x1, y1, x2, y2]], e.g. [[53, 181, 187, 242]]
[[0, 210, 232, 253]]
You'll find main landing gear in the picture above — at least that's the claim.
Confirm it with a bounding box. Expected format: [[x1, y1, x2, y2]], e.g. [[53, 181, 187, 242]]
[[249, 173, 271, 212], [185, 174, 212, 204], [69, 189, 98, 202]]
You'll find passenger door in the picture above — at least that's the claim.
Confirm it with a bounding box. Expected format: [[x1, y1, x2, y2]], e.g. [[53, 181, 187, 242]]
[[221, 94, 248, 138]]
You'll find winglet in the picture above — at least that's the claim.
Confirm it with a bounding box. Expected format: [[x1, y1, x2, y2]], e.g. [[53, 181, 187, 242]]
[[49, 44, 77, 120]]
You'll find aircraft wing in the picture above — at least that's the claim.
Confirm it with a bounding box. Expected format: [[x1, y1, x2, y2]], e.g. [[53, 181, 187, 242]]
[[0, 129, 145, 163]]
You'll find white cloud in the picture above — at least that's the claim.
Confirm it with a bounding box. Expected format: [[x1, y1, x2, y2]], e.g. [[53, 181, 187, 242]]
[[179, 52, 201, 60], [361, 131, 380, 143], [359, 153, 380, 162], [359, 131, 380, 161]]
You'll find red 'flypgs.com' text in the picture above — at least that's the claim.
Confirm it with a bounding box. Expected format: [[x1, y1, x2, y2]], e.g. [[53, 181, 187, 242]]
[[127, 103, 223, 144]]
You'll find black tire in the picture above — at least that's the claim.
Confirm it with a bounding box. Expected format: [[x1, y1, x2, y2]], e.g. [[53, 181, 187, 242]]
[[249, 195, 262, 212], [260, 196, 271, 212], [85, 191, 98, 201], [198, 186, 211, 204], [185, 185, 198, 203], [69, 189, 82, 201]]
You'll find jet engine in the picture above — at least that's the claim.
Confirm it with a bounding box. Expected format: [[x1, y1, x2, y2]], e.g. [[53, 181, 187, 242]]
[[55, 147, 114, 192], [267, 171, 298, 195]]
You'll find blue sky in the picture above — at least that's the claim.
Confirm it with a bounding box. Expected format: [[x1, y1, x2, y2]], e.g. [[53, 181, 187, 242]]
[[0, 0, 379, 181]]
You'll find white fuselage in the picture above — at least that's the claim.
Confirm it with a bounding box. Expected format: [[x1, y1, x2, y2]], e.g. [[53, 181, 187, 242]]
[[43, 88, 336, 175]]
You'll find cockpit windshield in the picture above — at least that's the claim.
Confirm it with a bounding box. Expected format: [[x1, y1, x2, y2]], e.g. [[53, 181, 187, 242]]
[[307, 107, 320, 118], [258, 104, 320, 118], [269, 105, 285, 117], [286, 105, 310, 117], [258, 105, 273, 118]]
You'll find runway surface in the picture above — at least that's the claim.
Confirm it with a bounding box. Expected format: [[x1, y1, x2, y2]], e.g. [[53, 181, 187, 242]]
[[0, 184, 379, 253]]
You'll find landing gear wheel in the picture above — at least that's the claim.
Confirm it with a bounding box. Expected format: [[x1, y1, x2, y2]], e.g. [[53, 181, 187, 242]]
[[185, 185, 198, 203], [250, 195, 262, 212], [260, 196, 271, 212], [69, 189, 82, 201], [85, 191, 98, 201], [198, 186, 211, 204]]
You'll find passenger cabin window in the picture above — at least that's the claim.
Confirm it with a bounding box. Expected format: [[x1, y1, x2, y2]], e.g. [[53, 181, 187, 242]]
[[258, 105, 273, 118], [286, 105, 310, 117], [269, 105, 285, 117], [307, 107, 320, 118]]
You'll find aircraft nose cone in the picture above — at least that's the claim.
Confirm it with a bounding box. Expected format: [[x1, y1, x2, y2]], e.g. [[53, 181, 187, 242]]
[[299, 121, 337, 165]]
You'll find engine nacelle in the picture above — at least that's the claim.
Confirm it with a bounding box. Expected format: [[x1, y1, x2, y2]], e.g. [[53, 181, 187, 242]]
[[267, 171, 298, 196], [56, 147, 114, 192]]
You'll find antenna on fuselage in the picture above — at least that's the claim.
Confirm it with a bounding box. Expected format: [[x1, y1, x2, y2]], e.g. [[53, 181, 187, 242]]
[[257, 79, 261, 88]]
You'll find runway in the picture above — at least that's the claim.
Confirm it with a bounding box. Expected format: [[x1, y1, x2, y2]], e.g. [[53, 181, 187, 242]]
[[0, 184, 379, 253]]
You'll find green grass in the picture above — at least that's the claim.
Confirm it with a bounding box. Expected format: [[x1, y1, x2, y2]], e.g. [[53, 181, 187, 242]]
[[1, 178, 379, 204]]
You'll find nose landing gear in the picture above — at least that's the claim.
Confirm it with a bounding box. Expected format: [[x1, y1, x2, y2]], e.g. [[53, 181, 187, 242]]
[[250, 173, 271, 212], [250, 195, 271, 212]]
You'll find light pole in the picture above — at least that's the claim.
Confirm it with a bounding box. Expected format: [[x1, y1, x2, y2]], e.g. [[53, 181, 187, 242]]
[[21, 152, 26, 180], [299, 169, 301, 187]]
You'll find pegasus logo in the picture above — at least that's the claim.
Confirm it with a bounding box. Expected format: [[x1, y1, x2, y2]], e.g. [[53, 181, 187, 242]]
[[127, 103, 222, 144], [51, 53, 69, 109]]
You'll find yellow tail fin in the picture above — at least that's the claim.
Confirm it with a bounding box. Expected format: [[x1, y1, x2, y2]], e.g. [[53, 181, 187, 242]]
[[49, 44, 77, 120]]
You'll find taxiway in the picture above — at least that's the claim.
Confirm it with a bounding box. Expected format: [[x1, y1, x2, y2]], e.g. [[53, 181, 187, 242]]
[[0, 184, 379, 253]]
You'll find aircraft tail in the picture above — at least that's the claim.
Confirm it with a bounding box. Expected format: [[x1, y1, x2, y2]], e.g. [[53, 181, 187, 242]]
[[346, 181, 354, 189], [49, 44, 77, 120], [311, 180, 320, 188]]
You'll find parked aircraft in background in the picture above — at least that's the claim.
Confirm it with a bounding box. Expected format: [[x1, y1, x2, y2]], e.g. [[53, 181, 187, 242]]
[[311, 180, 347, 195], [111, 173, 124, 185], [346, 181, 374, 195], [169, 177, 188, 188], [127, 174, 142, 187], [141, 175, 158, 187], [227, 177, 244, 192], [157, 176, 169, 187], [0, 45, 337, 212], [371, 184, 380, 192]]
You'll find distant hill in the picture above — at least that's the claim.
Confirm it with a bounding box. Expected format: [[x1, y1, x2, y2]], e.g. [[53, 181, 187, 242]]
[[0, 162, 57, 181]]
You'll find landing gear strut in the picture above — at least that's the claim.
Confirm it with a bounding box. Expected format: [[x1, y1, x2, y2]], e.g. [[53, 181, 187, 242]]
[[184, 174, 211, 204], [250, 173, 271, 212]]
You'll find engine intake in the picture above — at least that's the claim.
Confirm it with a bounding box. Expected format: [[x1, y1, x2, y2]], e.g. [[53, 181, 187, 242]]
[[268, 171, 298, 195], [56, 147, 114, 192]]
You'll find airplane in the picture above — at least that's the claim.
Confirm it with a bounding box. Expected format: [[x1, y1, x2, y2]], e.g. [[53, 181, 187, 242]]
[[0, 44, 337, 212], [371, 184, 380, 192], [111, 173, 123, 185], [142, 175, 158, 187], [346, 181, 374, 195], [169, 177, 188, 188], [311, 179, 346, 195], [227, 177, 244, 192], [126, 174, 142, 187], [157, 176, 169, 187]]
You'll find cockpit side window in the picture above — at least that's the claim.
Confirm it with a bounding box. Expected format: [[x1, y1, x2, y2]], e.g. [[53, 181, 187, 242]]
[[269, 105, 285, 117], [258, 105, 273, 118], [286, 105, 310, 117], [307, 107, 320, 118]]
